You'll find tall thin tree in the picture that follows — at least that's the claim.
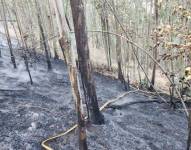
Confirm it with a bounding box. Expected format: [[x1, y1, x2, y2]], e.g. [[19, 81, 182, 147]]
[[70, 0, 104, 124], [13, 1, 33, 85], [150, 0, 159, 90], [35, 0, 52, 70], [114, 0, 128, 90], [52, 0, 88, 149], [1, 0, 17, 68]]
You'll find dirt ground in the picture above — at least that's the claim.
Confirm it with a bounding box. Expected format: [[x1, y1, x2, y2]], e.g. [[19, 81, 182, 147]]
[[0, 48, 188, 150]]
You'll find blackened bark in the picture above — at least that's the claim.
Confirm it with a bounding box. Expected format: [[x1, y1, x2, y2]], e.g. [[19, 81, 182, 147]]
[[53, 42, 59, 60], [114, 0, 128, 90], [101, 2, 112, 70], [38, 17, 52, 70], [53, 0, 88, 148], [14, 4, 33, 85], [47, 0, 59, 60], [70, 66, 88, 150], [58, 37, 67, 63], [116, 34, 128, 90], [70, 0, 104, 124], [23, 54, 33, 84], [1, 0, 17, 68], [150, 0, 159, 90], [59, 36, 88, 150], [35, 0, 52, 70]]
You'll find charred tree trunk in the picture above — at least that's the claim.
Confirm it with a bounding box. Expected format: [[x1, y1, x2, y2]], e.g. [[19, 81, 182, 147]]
[[35, 0, 52, 70], [69, 66, 88, 150], [23, 53, 33, 84], [14, 1, 33, 85], [116, 35, 128, 90], [58, 37, 67, 63], [1, 0, 17, 68], [116, 34, 123, 81], [52, 0, 67, 63], [70, 0, 104, 125], [53, 42, 59, 60], [150, 0, 159, 90], [101, 2, 112, 70], [47, 0, 59, 60], [59, 36, 88, 150], [52, 0, 88, 149], [114, 1, 128, 90]]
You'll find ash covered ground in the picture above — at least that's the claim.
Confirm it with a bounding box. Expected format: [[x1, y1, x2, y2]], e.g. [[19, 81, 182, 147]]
[[0, 48, 188, 150]]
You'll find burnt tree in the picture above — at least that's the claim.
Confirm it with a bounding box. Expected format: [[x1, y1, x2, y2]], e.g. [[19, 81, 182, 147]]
[[114, 0, 128, 90], [52, 0, 88, 149], [35, 0, 52, 70], [70, 0, 104, 124], [13, 1, 33, 85], [150, 0, 159, 90], [1, 0, 17, 68]]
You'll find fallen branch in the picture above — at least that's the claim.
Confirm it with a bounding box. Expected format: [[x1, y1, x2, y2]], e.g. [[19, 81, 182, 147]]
[[107, 100, 165, 109]]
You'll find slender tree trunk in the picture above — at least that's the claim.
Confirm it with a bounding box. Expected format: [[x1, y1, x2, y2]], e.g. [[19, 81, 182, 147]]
[[116, 33, 123, 81], [52, 0, 67, 63], [70, 0, 104, 125], [35, 0, 52, 70], [168, 16, 175, 107], [47, 0, 59, 60], [150, 0, 159, 90], [114, 1, 128, 90], [106, 17, 112, 69], [114, 2, 123, 81], [60, 36, 88, 149], [101, 2, 112, 70], [1, 0, 17, 68], [116, 33, 128, 90], [25, 0, 38, 63], [14, 2, 33, 84], [52, 1, 88, 149], [70, 66, 88, 150]]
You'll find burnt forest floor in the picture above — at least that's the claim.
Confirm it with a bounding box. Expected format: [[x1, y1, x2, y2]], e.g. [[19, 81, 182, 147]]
[[0, 49, 188, 150]]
